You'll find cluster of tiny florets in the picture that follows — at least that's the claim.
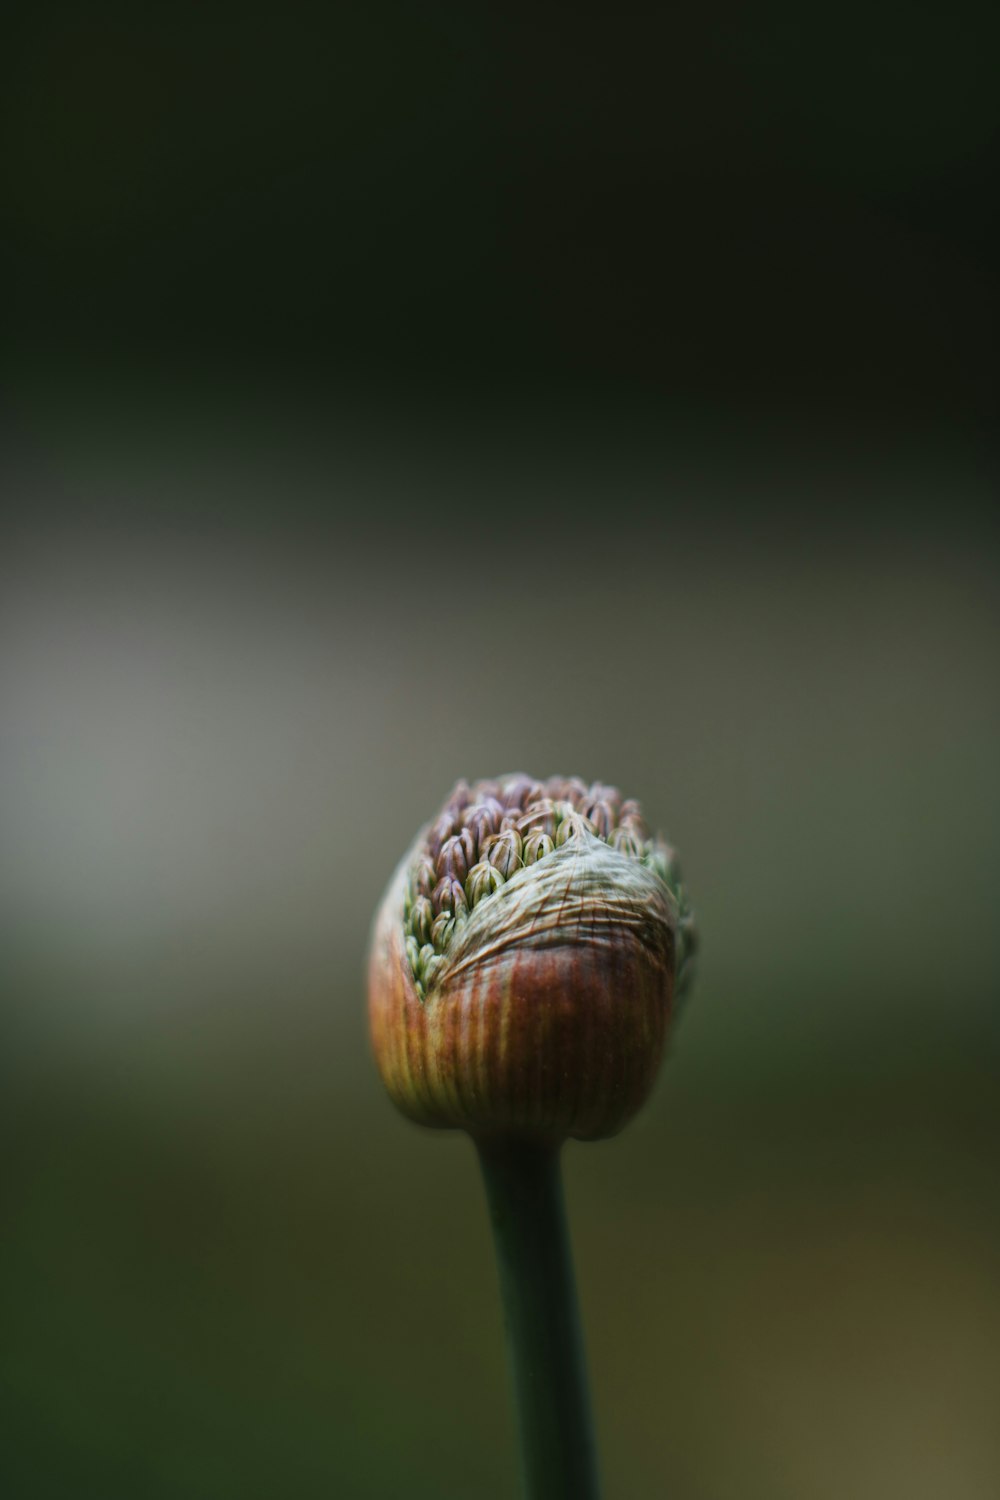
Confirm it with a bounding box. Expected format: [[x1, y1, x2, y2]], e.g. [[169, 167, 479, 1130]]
[[402, 775, 696, 998]]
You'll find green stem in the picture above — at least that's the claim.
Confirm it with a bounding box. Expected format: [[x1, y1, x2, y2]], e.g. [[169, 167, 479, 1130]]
[[476, 1138, 600, 1500]]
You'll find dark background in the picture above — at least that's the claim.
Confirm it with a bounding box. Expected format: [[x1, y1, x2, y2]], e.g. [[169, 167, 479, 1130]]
[[2, 5, 999, 1498]]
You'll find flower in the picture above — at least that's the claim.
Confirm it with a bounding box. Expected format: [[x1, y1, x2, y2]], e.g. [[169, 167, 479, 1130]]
[[368, 774, 696, 1142]]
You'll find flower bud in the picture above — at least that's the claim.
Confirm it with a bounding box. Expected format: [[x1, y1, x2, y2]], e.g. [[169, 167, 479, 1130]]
[[368, 773, 697, 1142], [483, 827, 522, 878], [522, 830, 555, 865], [437, 834, 471, 883], [608, 825, 644, 858], [462, 800, 502, 848], [418, 942, 437, 975], [471, 794, 504, 827], [580, 797, 615, 838], [426, 812, 457, 861], [410, 894, 434, 945], [555, 811, 596, 847], [556, 776, 589, 807], [432, 875, 468, 917], [431, 911, 457, 950], [618, 799, 649, 841], [422, 952, 445, 990], [500, 774, 536, 810], [619, 813, 649, 843], [466, 859, 506, 907], [517, 798, 558, 840], [411, 855, 437, 899]]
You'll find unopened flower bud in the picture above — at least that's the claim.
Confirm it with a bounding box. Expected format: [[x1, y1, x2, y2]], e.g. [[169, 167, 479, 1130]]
[[483, 827, 522, 878], [617, 799, 649, 840], [431, 911, 457, 950], [462, 802, 501, 847], [473, 795, 504, 828], [619, 812, 649, 842], [437, 834, 471, 883], [522, 830, 555, 865], [368, 773, 697, 1142], [517, 798, 558, 839], [580, 798, 615, 837], [422, 952, 445, 990], [432, 875, 468, 917], [410, 894, 434, 945], [412, 855, 437, 899], [608, 825, 644, 858], [427, 812, 457, 861], [418, 942, 437, 975], [555, 811, 597, 846], [545, 775, 588, 807], [466, 859, 506, 907], [500, 774, 535, 810]]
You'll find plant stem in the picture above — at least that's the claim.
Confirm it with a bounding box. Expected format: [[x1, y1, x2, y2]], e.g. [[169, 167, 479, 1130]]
[[476, 1138, 600, 1500]]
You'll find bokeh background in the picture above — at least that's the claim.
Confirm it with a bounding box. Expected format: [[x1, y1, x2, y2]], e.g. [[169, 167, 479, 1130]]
[[2, 5, 999, 1498]]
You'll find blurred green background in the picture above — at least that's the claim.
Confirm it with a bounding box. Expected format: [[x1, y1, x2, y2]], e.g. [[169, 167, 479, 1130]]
[[2, 4, 999, 1498]]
